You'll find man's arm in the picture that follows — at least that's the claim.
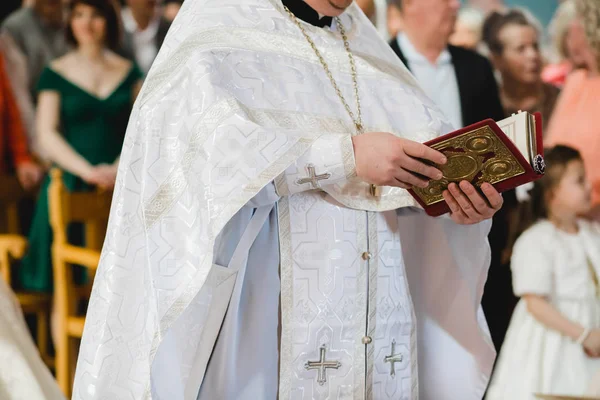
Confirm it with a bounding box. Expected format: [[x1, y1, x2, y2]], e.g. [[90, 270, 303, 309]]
[[274, 131, 502, 223], [1, 54, 43, 190], [275, 132, 446, 196], [1, 17, 26, 56], [1, 55, 31, 167]]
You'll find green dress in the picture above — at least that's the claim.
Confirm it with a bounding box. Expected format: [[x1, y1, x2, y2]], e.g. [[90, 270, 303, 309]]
[[19, 65, 142, 292]]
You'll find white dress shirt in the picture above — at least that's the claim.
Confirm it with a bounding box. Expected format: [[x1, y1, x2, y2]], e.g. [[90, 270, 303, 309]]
[[121, 8, 160, 74], [396, 33, 463, 130]]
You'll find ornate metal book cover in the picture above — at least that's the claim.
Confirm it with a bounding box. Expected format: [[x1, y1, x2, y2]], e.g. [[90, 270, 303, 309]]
[[412, 124, 527, 207], [407, 111, 544, 216]]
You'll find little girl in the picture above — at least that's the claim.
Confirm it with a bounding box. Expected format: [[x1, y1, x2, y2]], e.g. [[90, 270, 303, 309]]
[[486, 145, 600, 399]]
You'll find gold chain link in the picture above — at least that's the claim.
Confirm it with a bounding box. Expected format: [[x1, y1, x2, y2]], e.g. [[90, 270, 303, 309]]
[[284, 6, 363, 134]]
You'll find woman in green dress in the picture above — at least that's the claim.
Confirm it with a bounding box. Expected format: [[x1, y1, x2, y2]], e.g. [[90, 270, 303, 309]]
[[19, 0, 142, 293]]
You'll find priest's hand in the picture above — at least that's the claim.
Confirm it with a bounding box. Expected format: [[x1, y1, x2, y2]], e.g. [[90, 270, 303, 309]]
[[443, 181, 503, 225], [352, 132, 446, 189]]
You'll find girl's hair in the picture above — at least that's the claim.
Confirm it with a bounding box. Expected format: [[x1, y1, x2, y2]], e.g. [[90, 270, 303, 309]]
[[576, 0, 600, 67], [549, 0, 578, 62], [482, 9, 540, 55], [507, 145, 582, 253], [65, 0, 122, 51]]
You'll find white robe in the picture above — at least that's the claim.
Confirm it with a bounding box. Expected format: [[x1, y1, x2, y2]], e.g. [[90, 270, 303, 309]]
[[73, 1, 495, 399], [0, 278, 65, 400]]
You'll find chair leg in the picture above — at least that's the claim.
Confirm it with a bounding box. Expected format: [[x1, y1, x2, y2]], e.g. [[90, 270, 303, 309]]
[[6, 203, 20, 234], [36, 310, 51, 367], [56, 334, 71, 397]]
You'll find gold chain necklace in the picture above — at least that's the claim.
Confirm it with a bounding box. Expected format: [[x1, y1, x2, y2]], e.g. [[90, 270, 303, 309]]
[[283, 6, 363, 134], [284, 6, 380, 196]]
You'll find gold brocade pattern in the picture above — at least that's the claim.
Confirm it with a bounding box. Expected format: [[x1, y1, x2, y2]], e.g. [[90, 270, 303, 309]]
[[143, 98, 352, 228], [341, 134, 358, 181], [276, 196, 294, 400], [140, 27, 417, 108], [365, 212, 378, 400], [412, 126, 526, 206], [352, 212, 368, 400]]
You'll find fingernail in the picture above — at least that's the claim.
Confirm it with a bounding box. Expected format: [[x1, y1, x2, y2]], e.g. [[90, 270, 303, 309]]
[[436, 172, 443, 180], [441, 157, 447, 164]]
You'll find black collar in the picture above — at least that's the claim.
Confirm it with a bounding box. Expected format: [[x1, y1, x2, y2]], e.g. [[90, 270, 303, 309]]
[[282, 0, 333, 28]]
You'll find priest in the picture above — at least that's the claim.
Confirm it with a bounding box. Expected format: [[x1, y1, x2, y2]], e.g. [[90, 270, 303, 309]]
[[73, 0, 502, 399]]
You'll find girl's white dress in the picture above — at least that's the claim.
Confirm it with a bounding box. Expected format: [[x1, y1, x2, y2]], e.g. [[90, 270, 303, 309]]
[[486, 219, 600, 399], [590, 369, 600, 395]]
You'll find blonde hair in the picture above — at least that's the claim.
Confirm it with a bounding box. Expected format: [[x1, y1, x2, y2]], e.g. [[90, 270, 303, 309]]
[[576, 0, 600, 64], [457, 7, 485, 32], [549, 0, 578, 61]]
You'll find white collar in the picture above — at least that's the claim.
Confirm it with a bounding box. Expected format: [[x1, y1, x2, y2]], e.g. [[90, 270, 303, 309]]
[[397, 33, 452, 66]]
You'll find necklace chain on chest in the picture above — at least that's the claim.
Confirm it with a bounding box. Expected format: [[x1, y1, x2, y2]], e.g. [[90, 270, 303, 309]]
[[283, 6, 363, 134], [284, 6, 381, 196]]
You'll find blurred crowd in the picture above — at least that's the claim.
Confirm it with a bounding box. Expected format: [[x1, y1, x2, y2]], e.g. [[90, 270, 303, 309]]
[[0, 0, 177, 193], [0, 0, 176, 397], [1, 0, 600, 398]]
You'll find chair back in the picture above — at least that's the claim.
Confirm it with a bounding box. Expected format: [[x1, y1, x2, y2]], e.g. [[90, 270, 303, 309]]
[[48, 169, 112, 252], [0, 234, 53, 368], [0, 234, 27, 284], [47, 168, 113, 396]]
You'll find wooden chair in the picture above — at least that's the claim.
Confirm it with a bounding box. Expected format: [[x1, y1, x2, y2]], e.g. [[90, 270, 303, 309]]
[[48, 168, 112, 396], [0, 174, 27, 234], [0, 234, 53, 366]]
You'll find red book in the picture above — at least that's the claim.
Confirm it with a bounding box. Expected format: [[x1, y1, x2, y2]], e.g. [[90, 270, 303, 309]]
[[408, 111, 545, 217]]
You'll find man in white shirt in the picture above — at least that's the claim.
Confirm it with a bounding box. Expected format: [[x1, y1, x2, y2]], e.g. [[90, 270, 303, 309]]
[[395, 32, 464, 130], [121, 0, 171, 75], [388, 0, 504, 129]]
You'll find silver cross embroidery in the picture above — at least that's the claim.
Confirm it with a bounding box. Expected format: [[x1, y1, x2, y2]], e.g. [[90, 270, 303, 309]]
[[384, 339, 404, 377], [296, 164, 331, 189], [304, 345, 341, 385]]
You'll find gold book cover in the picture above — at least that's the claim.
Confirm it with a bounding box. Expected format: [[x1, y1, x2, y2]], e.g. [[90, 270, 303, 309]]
[[408, 111, 544, 216]]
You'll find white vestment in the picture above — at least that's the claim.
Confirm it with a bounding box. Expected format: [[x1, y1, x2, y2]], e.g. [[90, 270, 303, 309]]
[[0, 279, 65, 400], [73, 1, 495, 399]]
